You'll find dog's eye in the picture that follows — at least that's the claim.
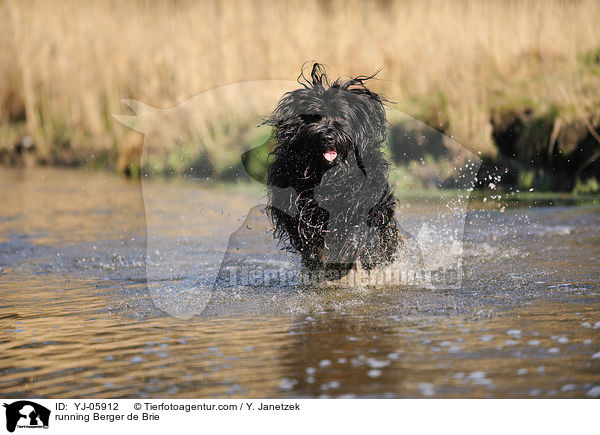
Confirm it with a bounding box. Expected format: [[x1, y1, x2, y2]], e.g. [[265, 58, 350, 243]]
[[300, 114, 322, 124]]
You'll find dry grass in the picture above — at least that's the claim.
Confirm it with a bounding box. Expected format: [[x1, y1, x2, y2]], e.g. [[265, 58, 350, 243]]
[[1, 0, 599, 163]]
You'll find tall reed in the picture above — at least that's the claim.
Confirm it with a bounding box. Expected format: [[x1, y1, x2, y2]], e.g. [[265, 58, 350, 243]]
[[1, 0, 598, 160]]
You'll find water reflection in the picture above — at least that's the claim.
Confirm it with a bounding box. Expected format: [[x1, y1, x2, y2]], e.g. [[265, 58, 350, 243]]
[[0, 168, 599, 398]]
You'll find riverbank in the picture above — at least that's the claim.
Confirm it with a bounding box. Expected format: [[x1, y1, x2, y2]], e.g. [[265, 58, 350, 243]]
[[1, 0, 599, 194]]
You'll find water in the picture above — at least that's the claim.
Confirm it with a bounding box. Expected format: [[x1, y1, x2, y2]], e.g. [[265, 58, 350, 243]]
[[1, 167, 599, 398]]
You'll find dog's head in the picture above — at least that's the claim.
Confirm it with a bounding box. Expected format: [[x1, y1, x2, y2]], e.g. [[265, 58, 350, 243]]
[[267, 64, 387, 176]]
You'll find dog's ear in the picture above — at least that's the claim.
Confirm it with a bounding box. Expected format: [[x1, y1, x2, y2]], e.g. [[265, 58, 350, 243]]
[[354, 146, 367, 178], [310, 63, 328, 88], [241, 138, 274, 184]]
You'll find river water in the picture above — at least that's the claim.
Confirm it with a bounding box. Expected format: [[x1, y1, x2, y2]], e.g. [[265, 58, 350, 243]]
[[1, 167, 599, 398]]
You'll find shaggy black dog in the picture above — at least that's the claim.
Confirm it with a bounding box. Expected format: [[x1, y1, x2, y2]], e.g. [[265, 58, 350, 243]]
[[266, 64, 402, 275]]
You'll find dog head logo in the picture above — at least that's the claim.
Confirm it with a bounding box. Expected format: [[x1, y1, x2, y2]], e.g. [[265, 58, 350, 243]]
[[114, 66, 481, 317], [3, 401, 50, 432]]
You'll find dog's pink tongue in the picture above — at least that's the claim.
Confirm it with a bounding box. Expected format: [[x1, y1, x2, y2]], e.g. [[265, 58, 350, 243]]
[[324, 150, 337, 162]]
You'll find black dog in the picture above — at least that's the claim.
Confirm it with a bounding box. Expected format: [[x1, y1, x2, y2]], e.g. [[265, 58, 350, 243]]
[[266, 64, 402, 275]]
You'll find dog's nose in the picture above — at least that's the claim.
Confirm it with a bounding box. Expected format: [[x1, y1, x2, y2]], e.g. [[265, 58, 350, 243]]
[[323, 134, 334, 145]]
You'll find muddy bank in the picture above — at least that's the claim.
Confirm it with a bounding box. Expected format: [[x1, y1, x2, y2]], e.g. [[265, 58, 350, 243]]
[[487, 109, 600, 192], [388, 109, 600, 194], [1, 108, 599, 196]]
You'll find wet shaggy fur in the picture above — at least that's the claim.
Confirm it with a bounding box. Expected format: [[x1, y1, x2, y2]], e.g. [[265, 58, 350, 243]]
[[266, 64, 402, 274]]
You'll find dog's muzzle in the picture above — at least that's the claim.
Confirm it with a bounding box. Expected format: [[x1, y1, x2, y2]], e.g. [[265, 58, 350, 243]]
[[322, 134, 338, 162]]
